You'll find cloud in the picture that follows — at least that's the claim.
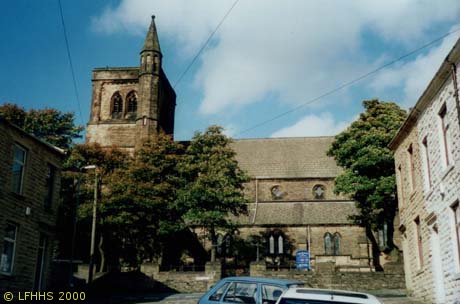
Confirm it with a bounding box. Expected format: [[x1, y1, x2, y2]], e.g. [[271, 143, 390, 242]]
[[370, 30, 460, 107], [92, 0, 460, 115], [270, 112, 350, 138]]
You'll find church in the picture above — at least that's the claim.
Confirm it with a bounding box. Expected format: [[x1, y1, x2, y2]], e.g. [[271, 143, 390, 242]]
[[86, 16, 377, 271]]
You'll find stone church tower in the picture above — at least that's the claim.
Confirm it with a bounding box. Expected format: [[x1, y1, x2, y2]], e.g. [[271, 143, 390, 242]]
[[86, 16, 176, 150]]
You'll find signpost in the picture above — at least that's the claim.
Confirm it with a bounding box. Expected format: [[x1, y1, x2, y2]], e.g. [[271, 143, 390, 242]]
[[296, 250, 310, 270]]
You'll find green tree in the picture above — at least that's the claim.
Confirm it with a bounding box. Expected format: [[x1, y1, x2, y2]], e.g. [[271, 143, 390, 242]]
[[59, 143, 129, 272], [177, 125, 250, 262], [104, 133, 185, 267], [0, 103, 83, 149], [327, 99, 407, 271]]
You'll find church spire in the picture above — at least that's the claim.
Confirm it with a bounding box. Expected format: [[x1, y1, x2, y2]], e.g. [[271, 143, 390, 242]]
[[141, 15, 161, 54]]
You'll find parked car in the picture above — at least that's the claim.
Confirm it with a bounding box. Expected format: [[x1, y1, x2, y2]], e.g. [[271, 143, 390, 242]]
[[197, 276, 304, 304], [274, 288, 382, 304]]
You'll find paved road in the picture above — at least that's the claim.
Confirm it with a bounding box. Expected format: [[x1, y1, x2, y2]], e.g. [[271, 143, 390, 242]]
[[128, 293, 423, 304]]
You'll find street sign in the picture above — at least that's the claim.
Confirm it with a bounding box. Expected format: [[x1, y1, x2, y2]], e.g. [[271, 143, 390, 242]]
[[296, 250, 310, 270]]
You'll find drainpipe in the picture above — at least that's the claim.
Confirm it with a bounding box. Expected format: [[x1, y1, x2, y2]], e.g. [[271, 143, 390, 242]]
[[450, 62, 460, 130], [252, 178, 259, 224]]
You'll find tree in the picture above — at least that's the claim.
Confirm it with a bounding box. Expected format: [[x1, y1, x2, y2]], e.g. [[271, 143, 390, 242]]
[[59, 143, 129, 272], [177, 125, 250, 262], [327, 99, 407, 271], [104, 133, 185, 267], [0, 103, 83, 149]]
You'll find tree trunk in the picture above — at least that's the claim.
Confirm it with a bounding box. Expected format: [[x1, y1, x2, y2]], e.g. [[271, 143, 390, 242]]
[[98, 235, 105, 273], [365, 225, 383, 272], [210, 229, 217, 262]]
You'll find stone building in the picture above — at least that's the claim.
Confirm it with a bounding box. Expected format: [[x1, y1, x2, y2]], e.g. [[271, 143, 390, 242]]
[[230, 137, 371, 269], [389, 38, 460, 303], [0, 118, 64, 292], [86, 17, 385, 271], [86, 16, 176, 151]]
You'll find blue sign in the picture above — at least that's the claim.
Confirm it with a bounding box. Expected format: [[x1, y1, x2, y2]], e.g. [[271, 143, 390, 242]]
[[296, 250, 310, 270]]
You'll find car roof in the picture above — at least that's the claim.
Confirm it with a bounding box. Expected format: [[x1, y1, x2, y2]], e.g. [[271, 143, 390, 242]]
[[220, 276, 303, 286], [280, 288, 381, 304]]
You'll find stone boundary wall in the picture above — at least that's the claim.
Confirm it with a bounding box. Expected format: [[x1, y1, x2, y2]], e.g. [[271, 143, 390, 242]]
[[250, 262, 406, 292]]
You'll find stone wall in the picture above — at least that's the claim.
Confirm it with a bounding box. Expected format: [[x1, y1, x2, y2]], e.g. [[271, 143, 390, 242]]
[[249, 262, 406, 292], [0, 119, 63, 292]]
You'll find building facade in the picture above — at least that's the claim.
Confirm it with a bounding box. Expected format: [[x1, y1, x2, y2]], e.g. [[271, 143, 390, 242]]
[[0, 118, 64, 292], [86, 16, 176, 151], [390, 38, 460, 303], [86, 18, 393, 272]]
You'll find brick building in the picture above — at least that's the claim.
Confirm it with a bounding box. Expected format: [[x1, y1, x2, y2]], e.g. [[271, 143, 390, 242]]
[[86, 17, 388, 271], [0, 118, 64, 292], [390, 38, 460, 303]]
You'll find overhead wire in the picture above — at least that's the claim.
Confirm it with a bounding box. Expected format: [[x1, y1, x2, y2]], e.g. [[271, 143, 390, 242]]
[[172, 0, 240, 89], [58, 0, 84, 125], [236, 26, 460, 137]]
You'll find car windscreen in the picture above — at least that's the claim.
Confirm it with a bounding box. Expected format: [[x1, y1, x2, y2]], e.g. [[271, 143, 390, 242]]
[[279, 298, 361, 304]]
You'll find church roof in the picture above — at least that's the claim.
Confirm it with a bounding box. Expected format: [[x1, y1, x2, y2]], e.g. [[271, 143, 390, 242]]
[[236, 201, 357, 225], [142, 15, 161, 54], [231, 137, 342, 178]]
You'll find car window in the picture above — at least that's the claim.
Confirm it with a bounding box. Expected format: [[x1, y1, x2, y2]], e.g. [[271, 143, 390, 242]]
[[209, 282, 230, 301], [223, 282, 257, 304], [279, 298, 360, 304], [261, 284, 285, 304]]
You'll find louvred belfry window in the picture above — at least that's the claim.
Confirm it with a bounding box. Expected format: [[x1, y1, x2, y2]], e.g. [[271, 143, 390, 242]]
[[127, 91, 137, 113], [111, 92, 123, 119]]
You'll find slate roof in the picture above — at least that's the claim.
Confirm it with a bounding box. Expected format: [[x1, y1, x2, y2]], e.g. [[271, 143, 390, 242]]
[[236, 202, 358, 225], [231, 137, 341, 178]]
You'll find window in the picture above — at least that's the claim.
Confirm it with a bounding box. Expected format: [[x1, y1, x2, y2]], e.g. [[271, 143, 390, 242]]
[[209, 282, 229, 301], [397, 165, 404, 208], [268, 231, 284, 255], [421, 137, 431, 189], [12, 144, 26, 194], [439, 104, 451, 167], [378, 223, 388, 250], [324, 233, 340, 255], [312, 185, 325, 199], [414, 217, 423, 269], [1, 223, 18, 275], [261, 284, 284, 304], [223, 282, 257, 304], [407, 144, 415, 191], [44, 164, 55, 210], [452, 202, 460, 272], [111, 92, 123, 119], [126, 91, 137, 114]]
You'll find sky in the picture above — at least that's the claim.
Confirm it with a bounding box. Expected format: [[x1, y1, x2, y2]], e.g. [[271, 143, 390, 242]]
[[1, 1, 460, 141]]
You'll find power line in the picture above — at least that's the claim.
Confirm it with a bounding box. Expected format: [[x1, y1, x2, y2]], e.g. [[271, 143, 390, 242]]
[[236, 27, 460, 137], [58, 0, 84, 125], [173, 0, 240, 89]]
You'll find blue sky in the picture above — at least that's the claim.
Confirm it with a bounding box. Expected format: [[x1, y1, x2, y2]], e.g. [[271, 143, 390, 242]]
[[1, 0, 459, 141]]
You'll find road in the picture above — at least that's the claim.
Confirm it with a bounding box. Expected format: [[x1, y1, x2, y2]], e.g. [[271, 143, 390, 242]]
[[126, 293, 423, 304]]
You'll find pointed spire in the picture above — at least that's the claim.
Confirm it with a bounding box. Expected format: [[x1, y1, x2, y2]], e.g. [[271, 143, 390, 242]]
[[142, 15, 161, 54]]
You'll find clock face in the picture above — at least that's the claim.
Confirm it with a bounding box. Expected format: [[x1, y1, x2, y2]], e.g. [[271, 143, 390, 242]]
[[271, 185, 283, 199]]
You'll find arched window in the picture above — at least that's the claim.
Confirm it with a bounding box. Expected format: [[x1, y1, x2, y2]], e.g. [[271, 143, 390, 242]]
[[324, 233, 333, 255], [324, 232, 341, 256], [111, 92, 123, 119], [267, 230, 284, 256], [126, 91, 138, 116], [333, 233, 341, 256]]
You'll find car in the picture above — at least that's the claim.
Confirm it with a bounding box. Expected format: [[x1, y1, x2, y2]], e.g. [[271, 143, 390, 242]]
[[274, 287, 382, 304], [197, 276, 304, 304]]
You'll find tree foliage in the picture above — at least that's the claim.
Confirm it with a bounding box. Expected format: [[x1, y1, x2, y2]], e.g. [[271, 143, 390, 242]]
[[327, 99, 407, 271], [104, 133, 185, 266], [0, 103, 83, 149], [177, 125, 250, 261]]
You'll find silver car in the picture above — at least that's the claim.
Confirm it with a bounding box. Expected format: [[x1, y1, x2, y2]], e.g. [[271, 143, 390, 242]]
[[275, 287, 382, 304]]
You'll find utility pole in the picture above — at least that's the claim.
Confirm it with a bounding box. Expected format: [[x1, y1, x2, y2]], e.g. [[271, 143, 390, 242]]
[[84, 165, 98, 284]]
